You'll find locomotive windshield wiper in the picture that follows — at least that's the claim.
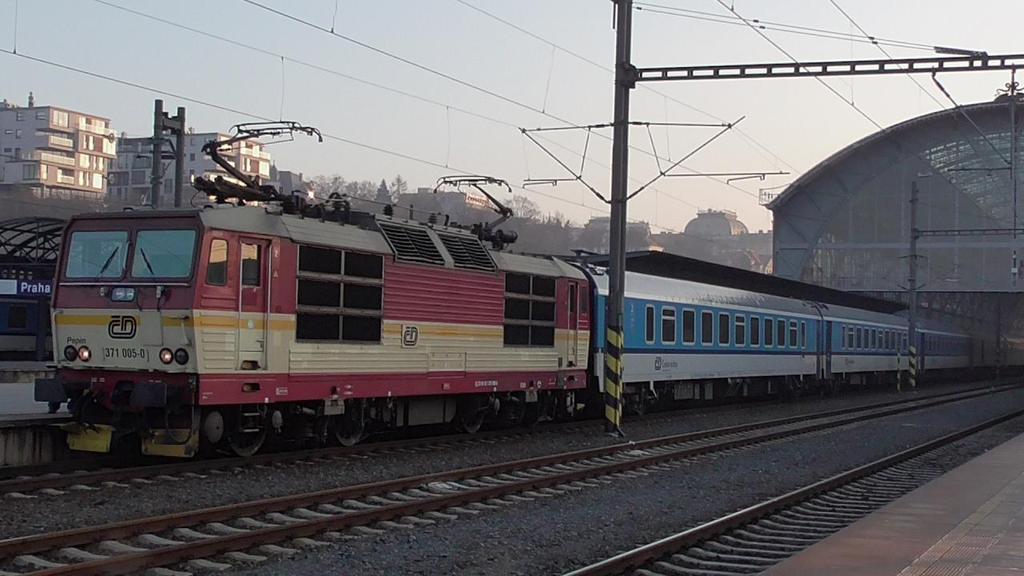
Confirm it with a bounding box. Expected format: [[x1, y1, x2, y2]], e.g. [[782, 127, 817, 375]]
[[138, 247, 156, 277], [96, 245, 120, 278]]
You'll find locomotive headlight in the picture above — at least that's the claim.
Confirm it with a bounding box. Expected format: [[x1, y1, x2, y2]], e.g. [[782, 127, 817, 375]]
[[77, 346, 91, 362], [63, 345, 77, 362], [174, 348, 189, 365], [159, 348, 174, 364], [110, 287, 136, 302]]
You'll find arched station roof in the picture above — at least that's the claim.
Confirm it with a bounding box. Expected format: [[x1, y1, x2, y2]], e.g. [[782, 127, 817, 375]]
[[769, 96, 1024, 293], [0, 217, 66, 264]]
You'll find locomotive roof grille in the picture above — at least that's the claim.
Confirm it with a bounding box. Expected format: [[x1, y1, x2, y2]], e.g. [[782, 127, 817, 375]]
[[436, 231, 496, 272], [377, 221, 446, 266]]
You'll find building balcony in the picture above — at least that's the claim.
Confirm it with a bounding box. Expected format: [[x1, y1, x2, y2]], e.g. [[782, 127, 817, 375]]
[[48, 134, 74, 149], [38, 152, 76, 167], [77, 121, 112, 137], [56, 175, 75, 185]]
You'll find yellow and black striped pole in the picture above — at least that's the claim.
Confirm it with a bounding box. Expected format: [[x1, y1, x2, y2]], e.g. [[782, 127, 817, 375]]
[[908, 345, 918, 389], [604, 325, 624, 434]]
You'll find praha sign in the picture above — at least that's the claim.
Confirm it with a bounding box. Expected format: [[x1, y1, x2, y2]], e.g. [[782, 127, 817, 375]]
[[0, 279, 52, 297]]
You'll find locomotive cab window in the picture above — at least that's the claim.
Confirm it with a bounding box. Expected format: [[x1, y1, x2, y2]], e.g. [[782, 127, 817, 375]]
[[206, 239, 228, 286], [295, 244, 383, 343], [503, 273, 555, 347], [132, 229, 197, 279], [701, 311, 713, 345], [682, 309, 696, 345], [661, 307, 676, 345], [750, 316, 760, 346], [65, 230, 128, 279]]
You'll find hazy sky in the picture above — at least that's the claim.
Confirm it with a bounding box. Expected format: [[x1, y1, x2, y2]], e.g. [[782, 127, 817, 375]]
[[2, 0, 1022, 232]]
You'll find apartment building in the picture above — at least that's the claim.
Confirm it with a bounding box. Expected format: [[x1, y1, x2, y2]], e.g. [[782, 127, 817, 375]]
[[109, 131, 271, 207], [0, 94, 116, 201]]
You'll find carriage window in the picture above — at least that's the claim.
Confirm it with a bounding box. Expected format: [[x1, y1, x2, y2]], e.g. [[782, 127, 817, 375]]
[[846, 327, 854, 350], [718, 313, 730, 345], [801, 321, 807, 349], [765, 318, 774, 347], [750, 316, 760, 346], [856, 327, 863, 349], [735, 315, 746, 346], [789, 321, 798, 348], [701, 311, 713, 345], [295, 244, 383, 342], [504, 274, 556, 347], [661, 307, 676, 345], [206, 239, 228, 286], [683, 309, 696, 344], [645, 305, 656, 344], [241, 243, 261, 287], [777, 318, 786, 348]]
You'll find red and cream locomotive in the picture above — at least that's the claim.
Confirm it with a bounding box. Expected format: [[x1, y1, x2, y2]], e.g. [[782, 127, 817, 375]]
[[37, 125, 589, 457]]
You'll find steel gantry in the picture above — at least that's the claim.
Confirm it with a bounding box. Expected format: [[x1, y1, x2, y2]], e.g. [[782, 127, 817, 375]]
[[603, 0, 1022, 433]]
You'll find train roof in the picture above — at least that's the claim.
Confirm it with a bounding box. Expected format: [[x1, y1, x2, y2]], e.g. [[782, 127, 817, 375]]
[[582, 250, 904, 315], [71, 205, 584, 280], [590, 269, 905, 326]]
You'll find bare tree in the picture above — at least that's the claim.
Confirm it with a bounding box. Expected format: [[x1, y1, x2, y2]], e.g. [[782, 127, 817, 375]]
[[508, 195, 541, 221], [389, 174, 408, 196]]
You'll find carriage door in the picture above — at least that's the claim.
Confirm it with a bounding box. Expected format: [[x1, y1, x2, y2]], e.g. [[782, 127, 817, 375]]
[[565, 281, 580, 367], [238, 239, 270, 370], [823, 320, 833, 379]]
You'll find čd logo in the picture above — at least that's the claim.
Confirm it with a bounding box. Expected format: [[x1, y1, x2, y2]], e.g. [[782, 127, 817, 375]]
[[108, 315, 138, 339], [402, 325, 419, 347]]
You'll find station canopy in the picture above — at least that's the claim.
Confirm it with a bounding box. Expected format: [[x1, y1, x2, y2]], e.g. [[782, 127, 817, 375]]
[[770, 95, 1024, 294], [0, 217, 65, 264]]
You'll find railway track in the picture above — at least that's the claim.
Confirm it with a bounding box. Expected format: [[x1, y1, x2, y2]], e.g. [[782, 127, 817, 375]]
[[0, 383, 1017, 576], [563, 410, 1024, 576], [0, 382, 1007, 498]]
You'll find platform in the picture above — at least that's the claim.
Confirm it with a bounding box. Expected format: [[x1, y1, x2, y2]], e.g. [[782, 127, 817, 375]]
[[763, 431, 1024, 576]]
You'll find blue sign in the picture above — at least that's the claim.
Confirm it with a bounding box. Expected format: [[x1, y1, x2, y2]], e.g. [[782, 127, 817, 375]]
[[0, 279, 52, 297]]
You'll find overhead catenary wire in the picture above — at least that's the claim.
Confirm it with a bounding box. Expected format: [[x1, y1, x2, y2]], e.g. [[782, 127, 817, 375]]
[[0, 47, 619, 221], [825, 0, 945, 108], [239, 0, 761, 203], [452, 0, 798, 173], [85, 0, 704, 216], [714, 0, 885, 132], [636, 2, 937, 53]]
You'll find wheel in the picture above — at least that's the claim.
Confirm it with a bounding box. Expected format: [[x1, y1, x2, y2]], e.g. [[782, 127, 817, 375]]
[[456, 396, 486, 434], [226, 407, 267, 457], [554, 391, 576, 422], [332, 401, 365, 447], [521, 401, 540, 427], [227, 427, 266, 457]]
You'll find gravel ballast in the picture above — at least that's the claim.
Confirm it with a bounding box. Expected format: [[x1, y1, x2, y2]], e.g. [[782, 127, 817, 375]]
[[233, 386, 1024, 576], [0, 380, 1013, 540]]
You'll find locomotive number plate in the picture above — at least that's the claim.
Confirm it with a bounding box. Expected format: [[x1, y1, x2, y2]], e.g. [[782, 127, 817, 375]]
[[103, 347, 149, 360]]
